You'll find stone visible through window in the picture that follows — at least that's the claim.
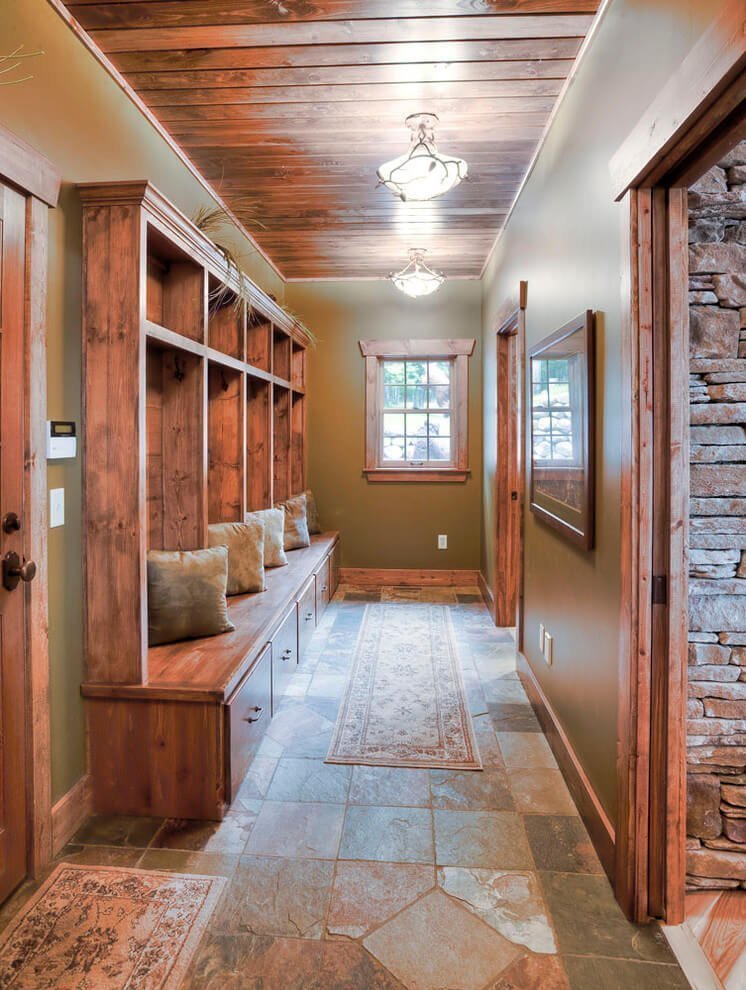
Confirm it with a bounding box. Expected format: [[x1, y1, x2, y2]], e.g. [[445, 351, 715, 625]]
[[381, 359, 453, 465]]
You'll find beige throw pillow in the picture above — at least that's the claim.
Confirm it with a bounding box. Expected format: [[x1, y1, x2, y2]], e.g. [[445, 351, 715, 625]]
[[147, 546, 235, 647], [208, 519, 265, 595], [304, 489, 321, 535], [277, 493, 311, 550], [246, 507, 288, 567]]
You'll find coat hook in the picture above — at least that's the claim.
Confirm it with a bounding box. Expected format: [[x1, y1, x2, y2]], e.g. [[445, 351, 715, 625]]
[[173, 355, 186, 382]]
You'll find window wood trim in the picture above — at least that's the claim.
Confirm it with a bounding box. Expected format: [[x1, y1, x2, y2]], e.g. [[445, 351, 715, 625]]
[[360, 338, 474, 483]]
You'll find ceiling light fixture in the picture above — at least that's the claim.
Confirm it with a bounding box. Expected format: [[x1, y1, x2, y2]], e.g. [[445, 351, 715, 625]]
[[389, 249, 445, 298], [377, 113, 468, 202]]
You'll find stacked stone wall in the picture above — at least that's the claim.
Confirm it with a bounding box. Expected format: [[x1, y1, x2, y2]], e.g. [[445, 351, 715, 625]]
[[686, 140, 746, 889]]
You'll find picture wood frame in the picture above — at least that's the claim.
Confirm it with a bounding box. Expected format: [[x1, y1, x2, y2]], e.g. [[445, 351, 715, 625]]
[[528, 311, 595, 550]]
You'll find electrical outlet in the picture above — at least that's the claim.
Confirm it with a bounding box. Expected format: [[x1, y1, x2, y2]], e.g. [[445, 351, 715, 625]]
[[438, 534, 447, 550], [539, 623, 546, 654], [50, 488, 65, 528], [544, 632, 554, 666]]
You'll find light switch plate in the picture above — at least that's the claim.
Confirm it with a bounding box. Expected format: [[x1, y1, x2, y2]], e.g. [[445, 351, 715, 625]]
[[438, 534, 447, 550], [544, 632, 554, 666], [539, 623, 546, 654], [50, 488, 65, 528]]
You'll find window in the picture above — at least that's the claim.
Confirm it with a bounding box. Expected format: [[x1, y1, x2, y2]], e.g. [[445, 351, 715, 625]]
[[359, 338, 475, 481]]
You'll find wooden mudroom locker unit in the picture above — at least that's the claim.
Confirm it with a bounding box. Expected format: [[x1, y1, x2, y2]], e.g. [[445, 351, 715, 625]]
[[78, 182, 339, 820]]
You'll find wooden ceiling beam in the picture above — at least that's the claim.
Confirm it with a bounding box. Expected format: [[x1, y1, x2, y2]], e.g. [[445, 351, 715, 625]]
[[91, 15, 595, 53], [145, 78, 566, 108], [157, 96, 557, 121], [116, 39, 581, 73], [69, 1, 601, 30]]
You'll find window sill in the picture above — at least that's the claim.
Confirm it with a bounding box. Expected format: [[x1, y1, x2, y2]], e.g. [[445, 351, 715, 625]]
[[363, 468, 470, 483]]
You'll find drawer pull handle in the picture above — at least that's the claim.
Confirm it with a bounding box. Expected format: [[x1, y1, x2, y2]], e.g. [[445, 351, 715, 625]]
[[244, 706, 263, 724], [282, 648, 293, 660], [305, 611, 314, 621]]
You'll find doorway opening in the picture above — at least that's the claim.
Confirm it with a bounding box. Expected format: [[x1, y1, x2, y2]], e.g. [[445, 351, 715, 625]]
[[614, 18, 744, 927]]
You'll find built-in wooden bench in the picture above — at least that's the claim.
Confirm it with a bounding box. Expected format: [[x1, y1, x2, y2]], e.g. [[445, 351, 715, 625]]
[[82, 533, 340, 821]]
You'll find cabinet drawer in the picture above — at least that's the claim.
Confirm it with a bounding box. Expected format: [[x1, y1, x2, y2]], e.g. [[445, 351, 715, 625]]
[[297, 578, 316, 663], [225, 645, 271, 804], [271, 607, 298, 709], [315, 557, 331, 619]]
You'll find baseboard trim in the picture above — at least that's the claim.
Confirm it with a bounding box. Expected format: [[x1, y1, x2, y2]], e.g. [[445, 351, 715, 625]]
[[517, 652, 616, 882], [478, 571, 494, 613], [51, 773, 92, 856], [339, 568, 480, 587]]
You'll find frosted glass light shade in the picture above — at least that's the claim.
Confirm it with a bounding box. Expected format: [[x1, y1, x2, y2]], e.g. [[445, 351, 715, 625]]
[[377, 113, 468, 202], [389, 250, 445, 298]]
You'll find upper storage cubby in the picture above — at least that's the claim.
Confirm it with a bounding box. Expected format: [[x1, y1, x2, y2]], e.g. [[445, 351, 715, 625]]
[[208, 364, 244, 524], [208, 276, 244, 360], [292, 341, 306, 391], [146, 341, 206, 552], [273, 328, 292, 383], [247, 306, 271, 373], [146, 226, 205, 342]]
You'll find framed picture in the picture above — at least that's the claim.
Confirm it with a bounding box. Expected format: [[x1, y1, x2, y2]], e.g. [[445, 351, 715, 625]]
[[529, 311, 595, 550]]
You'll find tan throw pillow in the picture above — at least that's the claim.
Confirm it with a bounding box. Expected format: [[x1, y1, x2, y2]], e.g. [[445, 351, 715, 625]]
[[208, 519, 265, 595], [246, 507, 287, 567], [276, 493, 311, 550], [147, 546, 235, 647], [304, 489, 321, 535]]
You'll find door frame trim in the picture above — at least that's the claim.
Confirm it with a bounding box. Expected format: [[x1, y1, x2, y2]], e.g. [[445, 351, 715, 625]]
[[493, 281, 527, 645], [613, 5, 745, 925], [0, 123, 60, 881]]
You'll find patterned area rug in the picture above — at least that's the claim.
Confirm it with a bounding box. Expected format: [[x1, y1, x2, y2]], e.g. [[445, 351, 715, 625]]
[[0, 864, 225, 989], [327, 603, 482, 769]]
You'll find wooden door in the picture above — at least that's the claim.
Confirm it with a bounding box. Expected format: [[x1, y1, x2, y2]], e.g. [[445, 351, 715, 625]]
[[0, 182, 30, 902], [494, 282, 527, 642]]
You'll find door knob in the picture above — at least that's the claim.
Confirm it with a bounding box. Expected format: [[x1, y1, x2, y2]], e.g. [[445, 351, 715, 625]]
[[3, 551, 37, 591]]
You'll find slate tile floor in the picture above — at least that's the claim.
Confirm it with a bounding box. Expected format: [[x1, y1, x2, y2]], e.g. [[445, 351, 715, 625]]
[[2, 587, 693, 989]]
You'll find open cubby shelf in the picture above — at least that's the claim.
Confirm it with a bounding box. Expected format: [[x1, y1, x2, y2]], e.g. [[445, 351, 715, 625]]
[[80, 181, 312, 688]]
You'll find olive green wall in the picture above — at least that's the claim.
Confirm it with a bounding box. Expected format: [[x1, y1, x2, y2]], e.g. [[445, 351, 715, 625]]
[[0, 0, 283, 802], [481, 0, 730, 825], [286, 280, 482, 570]]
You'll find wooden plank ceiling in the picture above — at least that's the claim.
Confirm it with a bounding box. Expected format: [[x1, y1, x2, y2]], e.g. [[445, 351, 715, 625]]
[[65, 1, 601, 280]]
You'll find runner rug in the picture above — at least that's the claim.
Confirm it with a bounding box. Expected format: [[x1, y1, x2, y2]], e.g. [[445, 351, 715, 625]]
[[0, 864, 225, 989], [326, 603, 482, 770]]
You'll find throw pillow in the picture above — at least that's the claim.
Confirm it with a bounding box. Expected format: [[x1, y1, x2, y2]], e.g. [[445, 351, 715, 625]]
[[208, 518, 265, 595], [304, 489, 322, 535], [276, 493, 311, 550], [147, 546, 235, 646], [246, 507, 288, 567]]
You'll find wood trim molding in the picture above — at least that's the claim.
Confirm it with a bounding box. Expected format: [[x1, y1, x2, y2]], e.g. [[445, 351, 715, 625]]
[[340, 568, 480, 588], [517, 652, 616, 880], [24, 197, 53, 876], [610, 0, 746, 199], [0, 124, 60, 208], [359, 339, 475, 358], [361, 339, 474, 479], [478, 571, 495, 614], [51, 775, 93, 856], [363, 469, 469, 483]]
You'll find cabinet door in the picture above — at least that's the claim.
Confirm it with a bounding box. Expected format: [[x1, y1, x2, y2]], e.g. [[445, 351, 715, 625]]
[[297, 578, 316, 664], [271, 607, 298, 709], [225, 645, 272, 803], [315, 557, 331, 620]]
